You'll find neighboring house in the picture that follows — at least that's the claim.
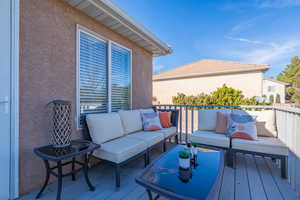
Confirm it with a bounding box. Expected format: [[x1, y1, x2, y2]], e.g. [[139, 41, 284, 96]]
[[1, 0, 171, 198], [263, 78, 289, 103], [153, 59, 269, 104]]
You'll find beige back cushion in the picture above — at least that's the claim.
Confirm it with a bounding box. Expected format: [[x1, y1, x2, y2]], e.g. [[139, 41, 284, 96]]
[[198, 109, 231, 131], [232, 110, 277, 137], [86, 113, 124, 144], [118, 110, 143, 134]]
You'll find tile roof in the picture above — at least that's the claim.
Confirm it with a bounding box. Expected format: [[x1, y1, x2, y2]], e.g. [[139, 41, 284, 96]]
[[153, 59, 270, 80]]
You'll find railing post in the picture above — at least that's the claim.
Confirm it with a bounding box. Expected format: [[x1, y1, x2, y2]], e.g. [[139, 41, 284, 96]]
[[179, 106, 183, 144], [191, 106, 194, 134], [185, 106, 188, 144]]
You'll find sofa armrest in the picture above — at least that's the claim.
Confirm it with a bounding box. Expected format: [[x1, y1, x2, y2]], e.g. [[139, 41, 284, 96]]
[[155, 108, 179, 128]]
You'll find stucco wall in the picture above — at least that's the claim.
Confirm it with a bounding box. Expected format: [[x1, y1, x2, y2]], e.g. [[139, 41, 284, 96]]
[[262, 80, 286, 103], [153, 71, 264, 104], [20, 0, 152, 194]]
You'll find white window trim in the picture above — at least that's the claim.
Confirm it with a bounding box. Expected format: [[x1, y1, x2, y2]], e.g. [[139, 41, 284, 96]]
[[76, 25, 132, 129]]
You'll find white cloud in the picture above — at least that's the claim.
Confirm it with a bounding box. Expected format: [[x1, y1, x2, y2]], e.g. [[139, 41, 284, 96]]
[[257, 0, 300, 8], [225, 36, 268, 46], [153, 63, 165, 74], [230, 16, 263, 34], [224, 38, 300, 64], [222, 0, 300, 10]]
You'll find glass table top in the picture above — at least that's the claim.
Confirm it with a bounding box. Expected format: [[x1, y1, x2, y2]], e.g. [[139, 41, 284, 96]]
[[34, 140, 100, 161], [137, 145, 224, 200]]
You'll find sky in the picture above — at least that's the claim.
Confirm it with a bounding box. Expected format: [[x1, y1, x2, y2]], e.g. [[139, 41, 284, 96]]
[[113, 0, 300, 78]]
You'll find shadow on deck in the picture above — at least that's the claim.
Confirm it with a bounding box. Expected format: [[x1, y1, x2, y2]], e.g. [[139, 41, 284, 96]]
[[20, 144, 299, 200]]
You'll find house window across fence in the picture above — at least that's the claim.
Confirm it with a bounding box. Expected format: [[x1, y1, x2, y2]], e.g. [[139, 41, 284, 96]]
[[76, 26, 132, 128]]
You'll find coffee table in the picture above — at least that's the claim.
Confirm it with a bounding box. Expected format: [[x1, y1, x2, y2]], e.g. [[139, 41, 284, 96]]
[[136, 145, 224, 200]]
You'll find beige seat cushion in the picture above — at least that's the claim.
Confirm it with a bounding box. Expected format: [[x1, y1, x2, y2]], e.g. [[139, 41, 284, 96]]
[[126, 131, 164, 147], [118, 110, 143, 134], [190, 130, 230, 148], [232, 137, 288, 156], [93, 137, 147, 163], [198, 109, 231, 131], [86, 113, 124, 144], [232, 110, 277, 137], [160, 126, 177, 138]]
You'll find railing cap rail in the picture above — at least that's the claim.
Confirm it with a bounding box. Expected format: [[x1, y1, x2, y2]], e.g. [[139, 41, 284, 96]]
[[153, 104, 300, 115]]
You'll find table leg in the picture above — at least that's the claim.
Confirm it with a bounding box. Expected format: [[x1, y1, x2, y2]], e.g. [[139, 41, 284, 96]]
[[57, 161, 63, 200], [36, 159, 50, 199], [83, 153, 95, 191], [72, 157, 76, 181], [146, 189, 153, 200]]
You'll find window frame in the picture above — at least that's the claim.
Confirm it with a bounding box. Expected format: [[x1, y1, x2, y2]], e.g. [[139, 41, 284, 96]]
[[76, 25, 132, 129]]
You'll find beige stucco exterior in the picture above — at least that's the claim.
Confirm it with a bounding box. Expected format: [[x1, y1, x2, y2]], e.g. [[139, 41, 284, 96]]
[[20, 0, 154, 195], [263, 79, 286, 103], [153, 71, 264, 104]]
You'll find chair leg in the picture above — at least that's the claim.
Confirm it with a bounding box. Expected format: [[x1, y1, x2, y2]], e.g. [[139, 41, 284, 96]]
[[281, 156, 287, 179], [163, 141, 166, 152], [227, 150, 234, 168], [175, 134, 179, 144], [115, 165, 120, 187], [144, 152, 149, 167]]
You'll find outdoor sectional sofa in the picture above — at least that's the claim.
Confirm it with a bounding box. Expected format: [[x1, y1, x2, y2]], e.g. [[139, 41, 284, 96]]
[[190, 109, 288, 178], [84, 108, 179, 187]]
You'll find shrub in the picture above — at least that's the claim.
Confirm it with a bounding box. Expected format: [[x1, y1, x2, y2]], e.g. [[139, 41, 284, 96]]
[[269, 95, 274, 104], [172, 84, 265, 106], [276, 94, 281, 103]]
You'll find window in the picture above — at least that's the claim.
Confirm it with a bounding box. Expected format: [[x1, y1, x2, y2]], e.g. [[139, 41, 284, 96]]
[[268, 86, 275, 92], [77, 26, 132, 127]]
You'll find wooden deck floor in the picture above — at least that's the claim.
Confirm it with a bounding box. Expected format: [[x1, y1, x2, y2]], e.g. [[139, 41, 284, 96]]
[[21, 145, 299, 200]]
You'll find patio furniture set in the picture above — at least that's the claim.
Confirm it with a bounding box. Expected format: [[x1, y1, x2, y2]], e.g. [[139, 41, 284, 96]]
[[190, 109, 288, 178], [34, 108, 289, 200]]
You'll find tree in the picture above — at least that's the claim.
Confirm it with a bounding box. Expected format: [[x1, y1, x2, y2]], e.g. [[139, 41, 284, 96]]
[[269, 95, 274, 104], [172, 84, 263, 106], [276, 94, 281, 103], [277, 56, 300, 101]]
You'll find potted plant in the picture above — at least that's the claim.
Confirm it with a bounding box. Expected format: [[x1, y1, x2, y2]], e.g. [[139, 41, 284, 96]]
[[178, 167, 192, 183], [191, 142, 198, 157], [178, 150, 190, 169]]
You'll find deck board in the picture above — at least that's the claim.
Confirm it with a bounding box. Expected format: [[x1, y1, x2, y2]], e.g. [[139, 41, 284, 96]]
[[20, 146, 299, 200], [255, 156, 284, 200], [245, 154, 267, 200], [234, 154, 251, 200]]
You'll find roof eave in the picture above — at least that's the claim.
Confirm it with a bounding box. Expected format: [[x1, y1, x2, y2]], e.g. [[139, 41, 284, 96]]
[[64, 0, 172, 56], [153, 66, 270, 81]]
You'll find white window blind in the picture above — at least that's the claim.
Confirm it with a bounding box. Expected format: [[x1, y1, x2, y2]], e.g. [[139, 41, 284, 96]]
[[77, 27, 132, 128], [79, 31, 108, 119], [111, 43, 131, 112]]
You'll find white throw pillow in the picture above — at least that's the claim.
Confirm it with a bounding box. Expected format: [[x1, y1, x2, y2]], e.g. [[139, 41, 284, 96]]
[[86, 113, 124, 144], [227, 113, 258, 140], [118, 110, 143, 134]]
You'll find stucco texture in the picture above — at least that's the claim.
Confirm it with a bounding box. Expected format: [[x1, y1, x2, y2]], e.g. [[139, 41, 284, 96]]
[[20, 0, 152, 194], [153, 71, 264, 104]]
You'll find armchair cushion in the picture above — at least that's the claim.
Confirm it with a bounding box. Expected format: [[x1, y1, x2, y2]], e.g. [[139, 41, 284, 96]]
[[198, 109, 231, 131], [232, 110, 277, 137], [93, 137, 148, 163], [190, 130, 230, 148], [160, 126, 177, 138], [118, 110, 143, 134], [126, 131, 164, 147], [86, 113, 124, 144], [232, 137, 288, 156]]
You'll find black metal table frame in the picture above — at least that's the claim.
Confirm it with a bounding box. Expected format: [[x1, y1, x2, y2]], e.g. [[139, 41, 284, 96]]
[[34, 142, 100, 200]]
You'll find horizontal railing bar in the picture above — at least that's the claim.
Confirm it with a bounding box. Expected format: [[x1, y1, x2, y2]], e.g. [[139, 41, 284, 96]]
[[154, 104, 300, 115]]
